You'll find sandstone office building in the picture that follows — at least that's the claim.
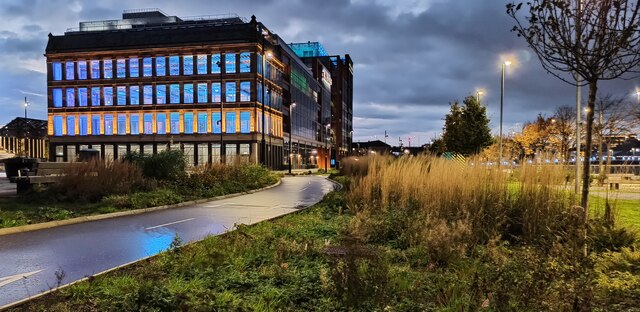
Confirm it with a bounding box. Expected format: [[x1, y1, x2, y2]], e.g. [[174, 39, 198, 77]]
[[45, 9, 352, 169]]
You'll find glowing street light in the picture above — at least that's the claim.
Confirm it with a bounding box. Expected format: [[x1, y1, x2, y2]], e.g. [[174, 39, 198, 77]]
[[499, 60, 512, 166], [288, 102, 296, 174]]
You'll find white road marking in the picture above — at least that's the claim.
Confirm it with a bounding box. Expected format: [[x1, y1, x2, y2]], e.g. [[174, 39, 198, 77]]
[[145, 218, 196, 231], [0, 269, 44, 288]]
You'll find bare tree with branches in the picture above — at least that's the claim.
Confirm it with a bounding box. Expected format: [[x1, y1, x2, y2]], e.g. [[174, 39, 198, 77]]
[[552, 105, 576, 163], [594, 94, 633, 174], [507, 0, 640, 214]]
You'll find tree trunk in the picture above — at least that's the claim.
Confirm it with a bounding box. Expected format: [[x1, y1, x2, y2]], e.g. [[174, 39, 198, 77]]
[[581, 81, 597, 214], [598, 112, 603, 179]]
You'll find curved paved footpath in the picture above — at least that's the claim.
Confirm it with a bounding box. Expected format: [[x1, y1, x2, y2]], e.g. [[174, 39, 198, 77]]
[[0, 176, 335, 308]]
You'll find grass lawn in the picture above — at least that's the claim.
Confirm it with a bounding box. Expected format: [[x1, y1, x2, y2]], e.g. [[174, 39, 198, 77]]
[[589, 195, 640, 230]]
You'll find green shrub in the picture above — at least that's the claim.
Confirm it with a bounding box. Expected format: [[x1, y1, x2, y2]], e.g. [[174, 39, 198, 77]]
[[125, 150, 186, 181], [589, 221, 638, 253]]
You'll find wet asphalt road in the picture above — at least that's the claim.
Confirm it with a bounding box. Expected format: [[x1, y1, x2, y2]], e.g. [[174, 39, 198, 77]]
[[0, 176, 335, 308]]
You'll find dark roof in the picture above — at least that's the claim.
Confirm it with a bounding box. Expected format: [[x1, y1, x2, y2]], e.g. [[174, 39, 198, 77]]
[[354, 140, 390, 148], [0, 117, 47, 138], [613, 137, 640, 156]]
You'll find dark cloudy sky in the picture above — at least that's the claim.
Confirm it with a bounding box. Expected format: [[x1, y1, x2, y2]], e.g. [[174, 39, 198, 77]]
[[1, 0, 638, 146]]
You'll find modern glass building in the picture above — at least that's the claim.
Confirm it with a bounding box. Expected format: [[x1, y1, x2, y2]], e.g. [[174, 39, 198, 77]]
[[45, 9, 348, 169]]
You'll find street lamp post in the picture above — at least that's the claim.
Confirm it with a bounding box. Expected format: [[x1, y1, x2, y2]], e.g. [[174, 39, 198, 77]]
[[216, 60, 223, 164], [499, 61, 511, 166], [325, 124, 330, 171], [261, 48, 272, 168], [24, 97, 28, 119], [288, 102, 296, 174], [476, 90, 484, 105]]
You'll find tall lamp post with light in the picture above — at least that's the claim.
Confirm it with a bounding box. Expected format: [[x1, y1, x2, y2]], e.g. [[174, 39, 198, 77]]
[[325, 124, 331, 171], [288, 102, 296, 174], [216, 60, 224, 163], [259, 26, 273, 167], [499, 61, 511, 166], [476, 90, 484, 105]]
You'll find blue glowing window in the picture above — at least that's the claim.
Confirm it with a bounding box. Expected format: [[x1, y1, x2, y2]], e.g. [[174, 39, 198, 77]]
[[183, 56, 193, 75], [118, 115, 126, 135], [143, 58, 152, 77], [257, 83, 263, 103], [211, 54, 221, 74], [103, 60, 113, 79], [197, 112, 208, 133], [143, 85, 153, 104], [78, 88, 88, 107], [257, 54, 263, 75], [225, 82, 236, 102], [90, 60, 100, 79], [157, 113, 166, 135], [170, 112, 180, 134], [65, 62, 74, 80], [184, 84, 194, 104], [52, 88, 63, 107], [225, 112, 236, 134], [52, 62, 62, 80], [116, 59, 126, 78], [117, 86, 126, 106], [104, 115, 114, 135], [53, 116, 63, 136], [104, 87, 113, 106], [240, 112, 250, 133], [143, 114, 153, 134], [240, 52, 251, 73], [91, 115, 101, 135], [66, 116, 75, 136], [129, 58, 139, 78], [240, 81, 250, 101], [225, 53, 236, 73], [212, 83, 221, 102], [155, 56, 166, 76], [156, 85, 166, 104], [77, 61, 87, 79], [91, 87, 100, 106], [66, 88, 75, 107], [212, 112, 221, 134], [184, 112, 194, 134], [169, 84, 180, 104], [130, 86, 140, 105], [130, 115, 140, 135], [169, 56, 180, 76], [197, 83, 208, 103], [197, 55, 207, 74], [79, 115, 88, 136]]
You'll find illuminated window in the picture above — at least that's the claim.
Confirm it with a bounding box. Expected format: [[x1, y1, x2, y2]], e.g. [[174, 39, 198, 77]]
[[212, 83, 221, 102], [78, 87, 88, 107], [117, 86, 126, 106], [211, 54, 221, 73], [257, 53, 263, 75], [169, 84, 180, 104], [170, 112, 180, 134], [156, 56, 166, 76], [184, 84, 194, 104], [79, 115, 88, 136], [67, 116, 75, 136], [225, 112, 236, 133], [184, 112, 194, 134], [240, 81, 250, 101], [52, 62, 62, 80], [143, 57, 152, 77], [183, 56, 193, 75], [212, 112, 221, 134], [116, 59, 126, 78], [103, 60, 113, 79], [197, 55, 207, 74], [225, 82, 236, 102], [197, 112, 208, 133], [65, 62, 74, 80], [66, 88, 75, 107], [104, 87, 113, 106], [129, 58, 139, 78], [90, 60, 100, 79], [156, 85, 166, 104], [77, 61, 87, 79], [91, 87, 100, 106], [157, 113, 167, 135], [53, 116, 63, 136], [104, 115, 114, 135], [257, 83, 263, 103], [130, 86, 140, 105], [143, 114, 153, 134], [143, 85, 153, 104], [117, 115, 127, 135], [92, 115, 101, 135], [131, 115, 140, 135], [225, 53, 236, 73], [240, 112, 250, 133], [240, 52, 251, 73], [197, 83, 207, 103], [53, 88, 63, 107], [169, 56, 180, 76]]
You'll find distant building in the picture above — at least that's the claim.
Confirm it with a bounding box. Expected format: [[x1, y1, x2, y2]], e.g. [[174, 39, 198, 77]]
[[0, 117, 48, 159], [353, 140, 390, 156]]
